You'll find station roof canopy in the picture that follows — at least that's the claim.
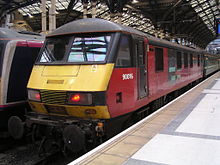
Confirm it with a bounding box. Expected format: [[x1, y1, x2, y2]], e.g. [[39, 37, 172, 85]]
[[0, 0, 219, 48]]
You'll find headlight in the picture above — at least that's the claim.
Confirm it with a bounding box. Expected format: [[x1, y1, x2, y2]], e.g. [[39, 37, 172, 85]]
[[28, 89, 41, 102], [67, 93, 92, 105]]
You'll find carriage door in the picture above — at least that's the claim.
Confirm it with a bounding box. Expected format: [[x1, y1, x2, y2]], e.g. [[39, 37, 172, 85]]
[[135, 38, 148, 99]]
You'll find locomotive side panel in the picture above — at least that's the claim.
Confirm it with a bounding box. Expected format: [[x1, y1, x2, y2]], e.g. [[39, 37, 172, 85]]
[[106, 34, 150, 117], [106, 37, 204, 118], [146, 45, 203, 109], [147, 45, 169, 96], [106, 68, 137, 117], [105, 33, 137, 117]]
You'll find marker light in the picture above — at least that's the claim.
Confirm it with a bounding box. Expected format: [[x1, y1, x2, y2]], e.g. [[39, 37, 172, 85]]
[[68, 93, 92, 105], [70, 94, 80, 102], [28, 89, 41, 102]]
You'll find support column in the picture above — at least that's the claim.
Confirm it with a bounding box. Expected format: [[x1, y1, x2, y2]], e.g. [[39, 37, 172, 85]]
[[159, 30, 164, 39], [49, 0, 56, 33], [41, 0, 47, 34], [5, 14, 11, 28], [91, 0, 97, 18], [110, 13, 115, 22], [180, 38, 183, 45], [83, 1, 88, 19], [117, 12, 122, 24]]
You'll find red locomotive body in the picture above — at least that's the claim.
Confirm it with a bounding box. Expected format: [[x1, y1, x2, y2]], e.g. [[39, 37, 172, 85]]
[[106, 35, 203, 118]]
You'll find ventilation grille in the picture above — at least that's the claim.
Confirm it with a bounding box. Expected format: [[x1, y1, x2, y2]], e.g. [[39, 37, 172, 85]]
[[40, 90, 67, 105]]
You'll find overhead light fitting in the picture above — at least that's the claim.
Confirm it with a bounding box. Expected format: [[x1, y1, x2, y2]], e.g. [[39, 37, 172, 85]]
[[132, 0, 139, 4], [27, 13, 33, 18]]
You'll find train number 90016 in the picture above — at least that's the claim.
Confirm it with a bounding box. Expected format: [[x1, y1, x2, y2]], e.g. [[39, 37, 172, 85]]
[[122, 73, 134, 80]]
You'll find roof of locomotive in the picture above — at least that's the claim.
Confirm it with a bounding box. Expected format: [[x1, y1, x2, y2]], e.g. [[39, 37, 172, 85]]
[[48, 18, 202, 53], [0, 28, 43, 41], [48, 18, 144, 37]]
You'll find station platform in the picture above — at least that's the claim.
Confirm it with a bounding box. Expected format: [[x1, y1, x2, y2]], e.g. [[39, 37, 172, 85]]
[[69, 71, 220, 165]]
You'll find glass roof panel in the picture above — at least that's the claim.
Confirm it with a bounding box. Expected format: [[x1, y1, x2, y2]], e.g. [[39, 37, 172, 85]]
[[189, 0, 219, 36]]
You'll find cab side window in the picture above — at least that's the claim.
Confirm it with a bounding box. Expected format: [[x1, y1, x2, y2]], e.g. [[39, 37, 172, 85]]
[[116, 35, 132, 67]]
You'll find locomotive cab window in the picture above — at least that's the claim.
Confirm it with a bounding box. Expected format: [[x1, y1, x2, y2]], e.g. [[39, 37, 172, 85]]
[[155, 48, 164, 72], [115, 34, 132, 67], [68, 34, 111, 62], [176, 51, 182, 70], [38, 33, 112, 64], [38, 36, 71, 63]]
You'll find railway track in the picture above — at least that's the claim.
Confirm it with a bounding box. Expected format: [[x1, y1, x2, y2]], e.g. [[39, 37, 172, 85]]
[[0, 136, 81, 165], [34, 152, 76, 165], [0, 137, 15, 153], [0, 139, 38, 165]]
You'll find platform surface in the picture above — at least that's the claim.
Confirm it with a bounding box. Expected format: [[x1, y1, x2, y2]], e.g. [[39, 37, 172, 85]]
[[69, 71, 220, 165]]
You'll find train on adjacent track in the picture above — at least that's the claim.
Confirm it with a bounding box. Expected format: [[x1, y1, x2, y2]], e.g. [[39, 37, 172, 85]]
[[8, 18, 220, 153], [0, 28, 43, 134]]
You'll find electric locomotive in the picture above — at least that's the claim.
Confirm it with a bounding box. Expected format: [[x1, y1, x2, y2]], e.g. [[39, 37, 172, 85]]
[[0, 28, 43, 135], [13, 18, 217, 152]]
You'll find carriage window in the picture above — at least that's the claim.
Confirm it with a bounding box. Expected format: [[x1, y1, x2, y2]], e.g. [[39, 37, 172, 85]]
[[193, 54, 197, 64], [155, 48, 164, 71], [198, 54, 200, 66], [190, 54, 193, 67], [184, 53, 188, 68], [168, 49, 176, 72], [168, 49, 176, 81], [116, 35, 131, 67], [68, 35, 111, 62], [39, 36, 71, 63], [176, 52, 182, 69]]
